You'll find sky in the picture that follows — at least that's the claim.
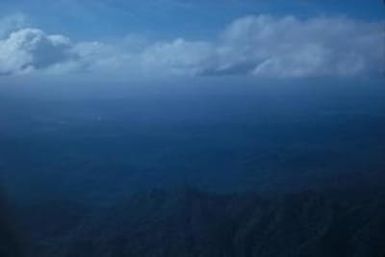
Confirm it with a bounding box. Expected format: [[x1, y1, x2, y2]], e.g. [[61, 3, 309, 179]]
[[0, 0, 384, 80]]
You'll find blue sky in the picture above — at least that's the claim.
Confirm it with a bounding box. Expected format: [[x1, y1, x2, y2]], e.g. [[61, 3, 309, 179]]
[[0, 0, 383, 40], [0, 0, 384, 80]]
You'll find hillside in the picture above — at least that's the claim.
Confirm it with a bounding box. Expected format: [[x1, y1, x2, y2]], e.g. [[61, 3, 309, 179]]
[[16, 187, 385, 257]]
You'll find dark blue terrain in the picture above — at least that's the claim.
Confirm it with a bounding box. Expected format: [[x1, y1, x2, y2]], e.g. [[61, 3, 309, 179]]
[[0, 78, 385, 256]]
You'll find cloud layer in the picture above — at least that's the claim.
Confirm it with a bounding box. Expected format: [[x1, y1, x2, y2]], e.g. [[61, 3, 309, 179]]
[[0, 14, 383, 78]]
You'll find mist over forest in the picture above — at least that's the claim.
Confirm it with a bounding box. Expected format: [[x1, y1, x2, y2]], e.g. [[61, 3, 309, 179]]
[[1, 78, 385, 256]]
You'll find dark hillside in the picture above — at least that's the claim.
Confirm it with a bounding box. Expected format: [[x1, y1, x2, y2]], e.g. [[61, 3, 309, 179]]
[[17, 187, 385, 257]]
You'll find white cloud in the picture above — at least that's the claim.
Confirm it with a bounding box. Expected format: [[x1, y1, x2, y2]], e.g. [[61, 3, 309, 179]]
[[207, 15, 384, 78], [0, 14, 383, 78], [140, 38, 215, 75], [0, 28, 77, 75]]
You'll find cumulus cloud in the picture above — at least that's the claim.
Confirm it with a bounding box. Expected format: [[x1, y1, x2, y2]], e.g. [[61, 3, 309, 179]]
[[0, 28, 77, 75], [216, 15, 384, 78], [0, 14, 383, 78]]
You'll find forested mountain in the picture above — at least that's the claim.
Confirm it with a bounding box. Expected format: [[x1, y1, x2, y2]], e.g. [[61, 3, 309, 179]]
[[0, 190, 22, 257], [14, 187, 385, 257], [1, 81, 384, 257]]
